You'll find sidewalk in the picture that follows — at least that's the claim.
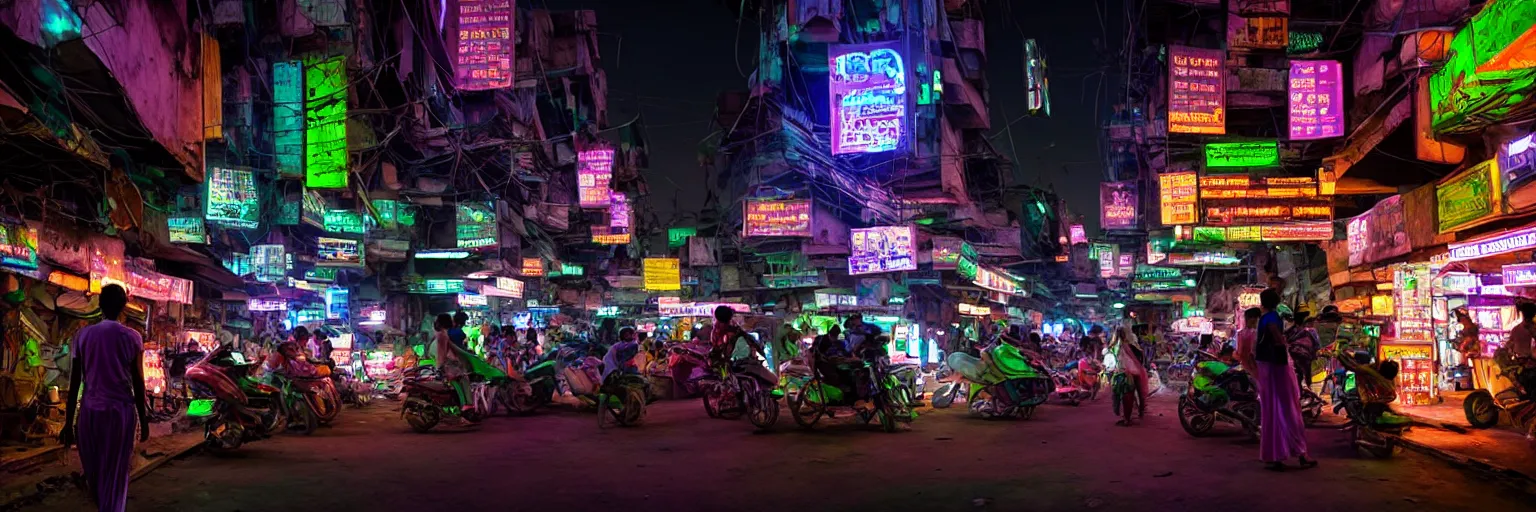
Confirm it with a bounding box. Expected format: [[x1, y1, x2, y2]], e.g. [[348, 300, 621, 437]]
[[1342, 391, 1536, 495], [0, 421, 203, 510]]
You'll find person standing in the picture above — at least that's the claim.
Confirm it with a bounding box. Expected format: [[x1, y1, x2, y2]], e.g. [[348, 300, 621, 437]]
[[1249, 288, 1315, 471], [1286, 311, 1321, 390], [60, 285, 148, 512], [1110, 324, 1147, 425]]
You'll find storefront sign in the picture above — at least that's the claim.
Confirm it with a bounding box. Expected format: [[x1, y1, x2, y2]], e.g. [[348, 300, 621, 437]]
[[958, 303, 992, 317], [1503, 263, 1536, 287], [1437, 159, 1502, 233], [1158, 172, 1198, 225], [744, 199, 812, 237], [1098, 245, 1118, 278], [1371, 295, 1394, 317], [521, 257, 544, 276], [1204, 202, 1333, 224], [1229, 16, 1288, 49], [590, 226, 631, 245], [643, 257, 681, 291], [1429, 0, 1536, 131], [406, 278, 465, 294], [325, 287, 349, 319], [1502, 133, 1536, 211], [1101, 181, 1138, 229], [829, 41, 906, 155], [0, 224, 39, 274], [1168, 45, 1226, 134], [1205, 141, 1279, 169], [763, 270, 824, 289], [494, 277, 525, 298], [167, 217, 206, 244], [251, 244, 285, 283], [127, 266, 193, 304], [1238, 287, 1264, 311], [248, 298, 287, 311], [659, 300, 750, 317], [272, 60, 304, 177], [456, 292, 488, 307], [324, 209, 365, 234], [1288, 60, 1344, 140], [206, 166, 259, 229], [849, 225, 917, 275], [973, 265, 1023, 296], [577, 148, 614, 208], [1345, 195, 1407, 267], [317, 237, 364, 267], [304, 56, 348, 189], [1068, 224, 1087, 245], [453, 0, 514, 90], [1449, 224, 1536, 261], [455, 201, 498, 249], [668, 227, 697, 248], [1134, 264, 1183, 281]]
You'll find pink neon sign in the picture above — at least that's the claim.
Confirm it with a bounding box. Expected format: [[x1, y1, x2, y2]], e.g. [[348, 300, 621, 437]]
[[578, 148, 614, 208], [454, 0, 514, 90], [1288, 60, 1343, 140], [829, 41, 906, 155]]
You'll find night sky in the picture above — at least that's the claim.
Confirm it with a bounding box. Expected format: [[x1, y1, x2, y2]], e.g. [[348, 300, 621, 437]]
[[542, 0, 1117, 233]]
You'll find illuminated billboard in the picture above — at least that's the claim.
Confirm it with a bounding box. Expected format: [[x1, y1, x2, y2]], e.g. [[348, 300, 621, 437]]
[[849, 226, 917, 275], [521, 257, 545, 277], [455, 201, 498, 249], [744, 199, 812, 237], [1436, 159, 1502, 234], [206, 166, 259, 229], [304, 56, 348, 189], [829, 41, 906, 155], [1158, 172, 1198, 225], [1203, 201, 1333, 225], [272, 60, 304, 178], [167, 217, 206, 244], [1288, 60, 1344, 140], [1101, 181, 1138, 229], [577, 148, 614, 208], [317, 237, 364, 267], [643, 257, 682, 291], [1168, 45, 1226, 134], [1205, 141, 1279, 168], [453, 0, 514, 90]]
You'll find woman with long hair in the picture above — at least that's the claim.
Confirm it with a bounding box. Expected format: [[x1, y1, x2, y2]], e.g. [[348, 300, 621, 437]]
[[1110, 324, 1148, 425], [1248, 289, 1315, 470]]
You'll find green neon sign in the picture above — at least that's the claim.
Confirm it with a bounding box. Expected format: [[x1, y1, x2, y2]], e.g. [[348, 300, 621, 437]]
[[1429, 0, 1536, 133], [304, 56, 348, 189], [273, 60, 304, 178], [1205, 141, 1279, 168], [324, 209, 365, 234], [668, 227, 697, 248]]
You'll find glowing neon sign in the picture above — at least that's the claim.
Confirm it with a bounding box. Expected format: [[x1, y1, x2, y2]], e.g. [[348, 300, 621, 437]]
[[304, 56, 348, 189], [206, 166, 259, 229], [744, 199, 812, 237], [577, 148, 614, 208], [849, 226, 917, 275], [829, 42, 906, 155], [454, 0, 514, 90], [455, 201, 498, 249]]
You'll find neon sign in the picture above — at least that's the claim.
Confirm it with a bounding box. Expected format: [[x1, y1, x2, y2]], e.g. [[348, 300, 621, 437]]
[[1101, 181, 1137, 229], [1205, 141, 1279, 168], [324, 209, 365, 234], [304, 55, 348, 189], [1158, 172, 1198, 225], [1069, 224, 1087, 244], [849, 226, 917, 275], [494, 277, 524, 298], [317, 237, 363, 267], [577, 148, 614, 208], [167, 217, 206, 244], [455, 201, 498, 249], [1449, 224, 1536, 262], [206, 166, 259, 229], [273, 60, 303, 177], [248, 298, 287, 311], [1436, 159, 1501, 234], [1504, 263, 1536, 287], [0, 224, 39, 274], [668, 227, 696, 247], [744, 199, 812, 237], [453, 0, 513, 90], [643, 257, 681, 291], [1168, 45, 1226, 134], [251, 244, 285, 283], [521, 257, 545, 276], [829, 41, 906, 155], [1288, 60, 1344, 140]]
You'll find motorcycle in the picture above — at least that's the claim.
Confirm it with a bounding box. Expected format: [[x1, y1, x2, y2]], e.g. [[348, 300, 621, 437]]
[[184, 345, 313, 453], [399, 365, 486, 432], [668, 342, 712, 398], [596, 369, 650, 428], [699, 360, 782, 430], [504, 341, 605, 414], [1462, 352, 1536, 441], [783, 349, 915, 433], [935, 344, 1052, 419], [1333, 353, 1413, 458], [1177, 352, 1260, 439]]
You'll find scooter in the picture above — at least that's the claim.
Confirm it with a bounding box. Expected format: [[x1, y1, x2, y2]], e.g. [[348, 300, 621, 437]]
[[668, 342, 712, 398], [1461, 353, 1536, 441], [399, 365, 485, 432], [940, 344, 1052, 419], [1177, 352, 1260, 439], [1333, 353, 1413, 458], [699, 359, 782, 429], [506, 341, 605, 414], [184, 345, 312, 453]]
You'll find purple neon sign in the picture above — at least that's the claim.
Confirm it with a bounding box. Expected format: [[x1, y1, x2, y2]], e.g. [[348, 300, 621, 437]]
[[1288, 60, 1344, 140], [1503, 263, 1536, 287], [1448, 224, 1536, 262], [829, 41, 906, 155]]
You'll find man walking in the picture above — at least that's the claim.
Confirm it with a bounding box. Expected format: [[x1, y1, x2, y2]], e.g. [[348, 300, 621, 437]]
[[60, 284, 149, 511]]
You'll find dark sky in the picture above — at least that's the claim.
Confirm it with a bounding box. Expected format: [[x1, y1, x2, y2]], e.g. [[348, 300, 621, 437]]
[[542, 0, 1118, 233]]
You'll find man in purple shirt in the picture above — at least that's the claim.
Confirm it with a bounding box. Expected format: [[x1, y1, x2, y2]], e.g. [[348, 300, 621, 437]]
[[61, 284, 148, 512]]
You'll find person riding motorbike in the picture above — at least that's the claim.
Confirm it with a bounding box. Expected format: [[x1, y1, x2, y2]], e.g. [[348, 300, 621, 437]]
[[262, 327, 314, 385], [430, 313, 476, 416], [602, 327, 642, 384]]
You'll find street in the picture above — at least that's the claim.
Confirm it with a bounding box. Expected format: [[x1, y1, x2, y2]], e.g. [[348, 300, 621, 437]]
[[23, 394, 1535, 512]]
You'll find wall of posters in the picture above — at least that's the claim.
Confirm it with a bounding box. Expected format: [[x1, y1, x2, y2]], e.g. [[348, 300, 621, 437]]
[[167, 217, 206, 244], [317, 237, 364, 267], [1100, 181, 1138, 229], [455, 201, 498, 249], [304, 55, 348, 189], [1288, 59, 1343, 140], [452, 0, 514, 90], [1158, 172, 1198, 225], [273, 60, 304, 178], [849, 226, 917, 275], [744, 199, 812, 237], [1168, 45, 1226, 134], [577, 148, 614, 208], [643, 257, 681, 291], [829, 41, 906, 155], [1436, 159, 1502, 234], [206, 166, 259, 229]]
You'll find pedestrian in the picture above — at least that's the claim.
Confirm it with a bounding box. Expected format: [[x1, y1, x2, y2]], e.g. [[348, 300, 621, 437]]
[[1286, 311, 1320, 390], [1247, 288, 1315, 471], [60, 284, 148, 512], [1110, 324, 1148, 425]]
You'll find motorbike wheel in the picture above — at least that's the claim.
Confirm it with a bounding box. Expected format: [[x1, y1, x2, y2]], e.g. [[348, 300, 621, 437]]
[[876, 397, 899, 433], [1357, 429, 1397, 459], [1299, 389, 1323, 426], [505, 383, 542, 415], [788, 387, 823, 429], [313, 392, 341, 425], [702, 391, 722, 419], [353, 388, 372, 408], [747, 390, 780, 431], [288, 398, 319, 436], [931, 382, 959, 409], [1464, 390, 1500, 429], [204, 416, 244, 455], [1231, 400, 1262, 440], [403, 401, 441, 433], [620, 387, 646, 426], [1177, 396, 1215, 436]]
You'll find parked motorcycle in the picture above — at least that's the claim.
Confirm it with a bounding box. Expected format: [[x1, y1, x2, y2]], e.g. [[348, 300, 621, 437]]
[[400, 365, 485, 432], [184, 345, 313, 453], [1461, 352, 1536, 441], [668, 342, 712, 398], [506, 341, 608, 414], [783, 350, 915, 433], [939, 344, 1052, 419], [1177, 352, 1260, 439], [699, 360, 781, 430], [1333, 353, 1412, 458]]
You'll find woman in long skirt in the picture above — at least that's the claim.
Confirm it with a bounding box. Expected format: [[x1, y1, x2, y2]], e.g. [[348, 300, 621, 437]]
[[1252, 289, 1315, 470]]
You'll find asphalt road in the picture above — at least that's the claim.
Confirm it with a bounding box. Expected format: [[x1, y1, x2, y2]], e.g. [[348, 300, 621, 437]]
[[26, 392, 1535, 512]]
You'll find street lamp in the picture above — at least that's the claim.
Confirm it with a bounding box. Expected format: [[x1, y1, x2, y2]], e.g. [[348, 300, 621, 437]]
[[1112, 302, 1125, 309]]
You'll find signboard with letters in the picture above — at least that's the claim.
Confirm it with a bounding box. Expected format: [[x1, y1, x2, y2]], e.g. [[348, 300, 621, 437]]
[[1288, 60, 1344, 140], [1168, 45, 1226, 134], [1436, 159, 1502, 234], [1101, 181, 1138, 229], [577, 148, 614, 208], [1158, 172, 1198, 225], [848, 226, 917, 275], [829, 41, 906, 155]]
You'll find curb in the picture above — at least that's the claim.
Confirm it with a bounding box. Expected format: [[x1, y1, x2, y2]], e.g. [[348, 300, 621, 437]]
[[0, 434, 202, 511], [130, 436, 203, 482], [1393, 435, 1536, 496]]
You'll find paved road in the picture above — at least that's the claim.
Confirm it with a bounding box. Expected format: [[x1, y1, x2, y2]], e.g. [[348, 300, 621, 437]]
[[27, 392, 1534, 511]]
